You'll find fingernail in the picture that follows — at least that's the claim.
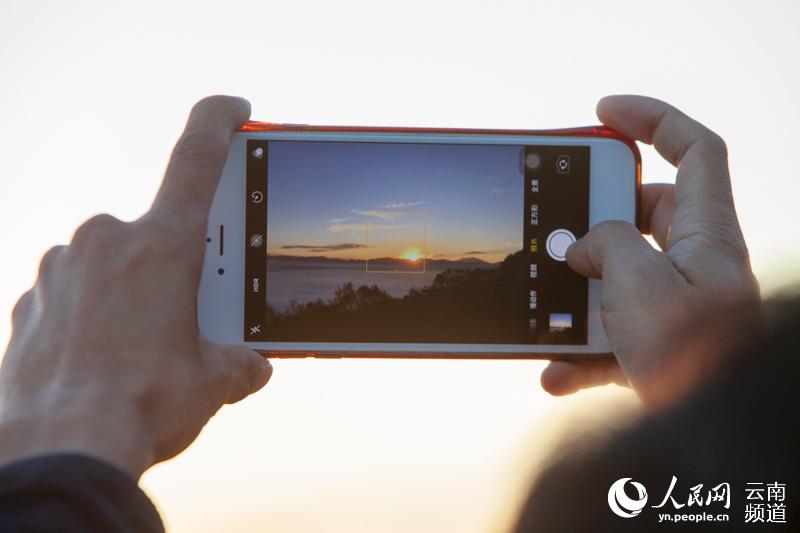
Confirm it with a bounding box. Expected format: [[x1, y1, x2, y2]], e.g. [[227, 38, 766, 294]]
[[257, 358, 273, 388], [234, 96, 252, 112]]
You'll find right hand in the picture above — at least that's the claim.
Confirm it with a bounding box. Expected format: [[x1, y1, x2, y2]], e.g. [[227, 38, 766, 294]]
[[540, 95, 758, 404]]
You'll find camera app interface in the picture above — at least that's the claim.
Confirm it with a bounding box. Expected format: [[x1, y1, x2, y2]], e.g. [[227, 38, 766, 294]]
[[244, 139, 589, 345]]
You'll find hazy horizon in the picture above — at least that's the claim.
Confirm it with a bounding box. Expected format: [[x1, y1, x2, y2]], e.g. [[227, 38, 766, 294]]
[[265, 251, 510, 263], [264, 248, 512, 311]]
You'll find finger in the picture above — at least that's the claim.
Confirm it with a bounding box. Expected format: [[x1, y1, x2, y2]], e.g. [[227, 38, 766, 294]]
[[566, 220, 662, 281], [597, 95, 737, 245], [217, 345, 273, 404], [540, 360, 628, 396], [37, 245, 68, 279], [151, 95, 251, 239], [641, 183, 676, 250], [597, 95, 727, 169], [11, 289, 34, 326]]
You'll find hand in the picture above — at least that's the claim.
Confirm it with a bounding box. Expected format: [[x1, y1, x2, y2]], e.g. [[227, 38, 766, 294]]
[[0, 96, 272, 478], [540, 95, 758, 403]]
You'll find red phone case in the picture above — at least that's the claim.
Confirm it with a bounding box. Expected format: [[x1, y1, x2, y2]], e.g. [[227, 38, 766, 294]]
[[239, 122, 641, 360], [242, 122, 642, 227]]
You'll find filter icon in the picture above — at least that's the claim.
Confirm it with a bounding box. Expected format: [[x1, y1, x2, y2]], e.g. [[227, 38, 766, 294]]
[[249, 233, 264, 248]]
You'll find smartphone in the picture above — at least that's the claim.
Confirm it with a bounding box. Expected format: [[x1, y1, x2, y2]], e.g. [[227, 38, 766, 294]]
[[198, 122, 640, 359]]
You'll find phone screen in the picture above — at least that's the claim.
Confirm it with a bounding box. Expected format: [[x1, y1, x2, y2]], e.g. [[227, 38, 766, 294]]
[[244, 139, 589, 345]]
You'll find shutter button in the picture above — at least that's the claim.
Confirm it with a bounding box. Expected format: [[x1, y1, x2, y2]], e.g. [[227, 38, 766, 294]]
[[546, 229, 576, 261]]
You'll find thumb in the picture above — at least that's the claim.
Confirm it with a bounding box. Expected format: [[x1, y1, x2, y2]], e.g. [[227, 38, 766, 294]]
[[566, 220, 663, 283], [217, 345, 273, 404], [540, 359, 628, 396]]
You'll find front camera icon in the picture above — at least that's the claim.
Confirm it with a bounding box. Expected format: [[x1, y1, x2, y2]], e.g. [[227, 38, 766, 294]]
[[556, 155, 570, 174]]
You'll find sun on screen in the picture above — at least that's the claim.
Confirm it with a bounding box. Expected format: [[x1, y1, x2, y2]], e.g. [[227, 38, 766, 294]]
[[399, 247, 422, 262]]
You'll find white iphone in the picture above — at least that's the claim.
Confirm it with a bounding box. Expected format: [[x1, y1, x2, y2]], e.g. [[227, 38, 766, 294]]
[[198, 123, 640, 359]]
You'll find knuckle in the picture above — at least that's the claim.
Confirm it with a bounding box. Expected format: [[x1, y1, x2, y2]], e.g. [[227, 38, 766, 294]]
[[72, 213, 125, 248], [171, 134, 227, 166], [11, 290, 33, 323], [38, 245, 66, 277], [110, 230, 177, 274], [627, 250, 660, 280], [135, 215, 191, 257], [699, 129, 728, 158]]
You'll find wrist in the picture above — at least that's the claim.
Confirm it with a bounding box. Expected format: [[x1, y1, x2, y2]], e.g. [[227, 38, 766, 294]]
[[0, 388, 153, 479]]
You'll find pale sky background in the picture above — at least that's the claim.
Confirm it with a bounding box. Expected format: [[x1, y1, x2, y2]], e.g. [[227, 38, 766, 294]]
[[1, 1, 799, 532]]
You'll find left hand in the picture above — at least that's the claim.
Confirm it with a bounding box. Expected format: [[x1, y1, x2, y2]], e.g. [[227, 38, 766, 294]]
[[0, 96, 272, 479]]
